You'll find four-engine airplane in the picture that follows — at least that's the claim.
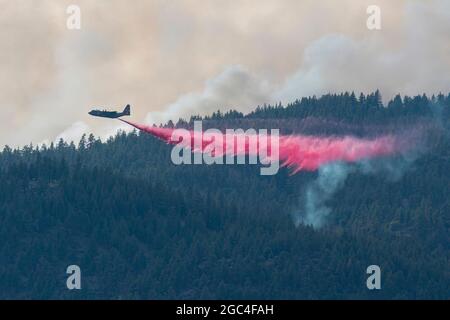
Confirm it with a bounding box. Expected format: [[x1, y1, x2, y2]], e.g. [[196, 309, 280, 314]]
[[89, 104, 131, 118]]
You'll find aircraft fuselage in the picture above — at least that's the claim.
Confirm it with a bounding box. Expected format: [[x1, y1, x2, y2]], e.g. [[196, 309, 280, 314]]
[[89, 104, 131, 119]]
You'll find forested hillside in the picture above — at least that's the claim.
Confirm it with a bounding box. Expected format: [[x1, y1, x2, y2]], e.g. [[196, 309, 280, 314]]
[[0, 92, 449, 299]]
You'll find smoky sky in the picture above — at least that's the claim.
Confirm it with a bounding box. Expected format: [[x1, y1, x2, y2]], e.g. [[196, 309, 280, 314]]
[[1, 0, 449, 147]]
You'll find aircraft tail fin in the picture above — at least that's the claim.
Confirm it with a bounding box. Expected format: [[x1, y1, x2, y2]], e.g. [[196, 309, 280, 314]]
[[123, 104, 131, 116]]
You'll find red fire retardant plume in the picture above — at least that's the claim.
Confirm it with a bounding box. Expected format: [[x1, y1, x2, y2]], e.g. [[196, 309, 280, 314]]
[[120, 119, 404, 173]]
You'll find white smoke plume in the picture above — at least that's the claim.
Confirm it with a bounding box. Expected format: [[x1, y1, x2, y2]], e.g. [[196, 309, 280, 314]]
[[145, 65, 272, 125], [294, 162, 353, 228], [294, 148, 422, 229]]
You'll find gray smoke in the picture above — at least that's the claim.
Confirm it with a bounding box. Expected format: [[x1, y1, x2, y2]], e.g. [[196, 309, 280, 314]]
[[294, 162, 353, 228], [294, 150, 420, 229], [145, 65, 272, 125]]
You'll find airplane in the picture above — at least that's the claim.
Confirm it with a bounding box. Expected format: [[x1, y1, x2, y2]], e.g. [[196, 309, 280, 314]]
[[88, 104, 131, 118]]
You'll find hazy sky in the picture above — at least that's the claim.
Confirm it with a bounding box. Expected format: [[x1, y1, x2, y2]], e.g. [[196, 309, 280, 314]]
[[1, 0, 449, 147]]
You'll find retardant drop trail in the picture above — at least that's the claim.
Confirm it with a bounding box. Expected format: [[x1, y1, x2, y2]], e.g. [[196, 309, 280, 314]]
[[120, 119, 410, 173]]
